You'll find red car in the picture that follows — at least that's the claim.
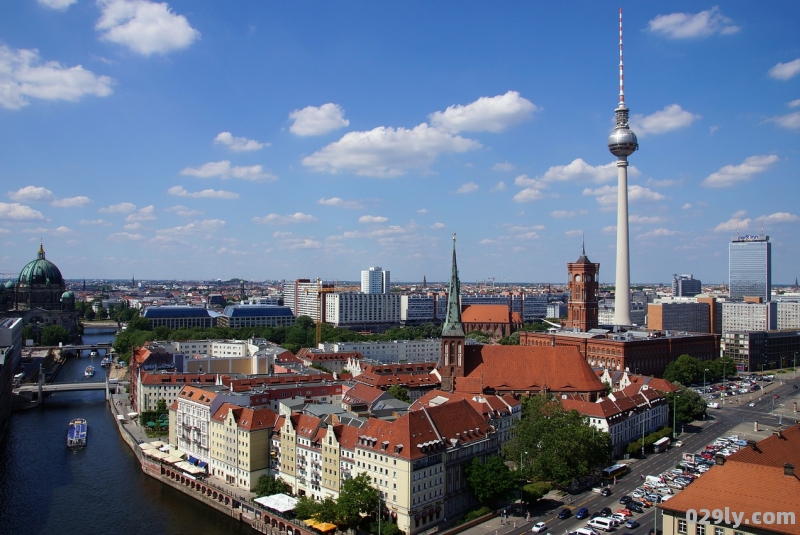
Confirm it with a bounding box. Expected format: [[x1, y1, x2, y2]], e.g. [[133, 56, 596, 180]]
[[774, 394, 780, 399], [617, 509, 633, 517]]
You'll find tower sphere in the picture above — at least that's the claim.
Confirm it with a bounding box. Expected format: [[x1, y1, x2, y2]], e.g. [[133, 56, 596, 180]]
[[608, 119, 638, 157]]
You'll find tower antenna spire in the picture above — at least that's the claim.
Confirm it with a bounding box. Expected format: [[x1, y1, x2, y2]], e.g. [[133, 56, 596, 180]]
[[619, 7, 625, 107]]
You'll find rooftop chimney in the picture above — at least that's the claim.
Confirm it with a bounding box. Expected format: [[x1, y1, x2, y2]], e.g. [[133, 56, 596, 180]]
[[785, 463, 795, 477], [715, 454, 726, 466]]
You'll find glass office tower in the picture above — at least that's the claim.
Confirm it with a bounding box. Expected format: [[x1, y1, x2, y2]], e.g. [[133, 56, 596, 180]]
[[729, 234, 771, 302]]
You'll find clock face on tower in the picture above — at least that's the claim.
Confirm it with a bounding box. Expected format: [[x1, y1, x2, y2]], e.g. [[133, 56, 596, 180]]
[[586, 274, 593, 282], [575, 274, 581, 282]]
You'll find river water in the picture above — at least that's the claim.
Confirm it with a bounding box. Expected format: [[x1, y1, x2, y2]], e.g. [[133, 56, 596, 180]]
[[0, 328, 255, 535]]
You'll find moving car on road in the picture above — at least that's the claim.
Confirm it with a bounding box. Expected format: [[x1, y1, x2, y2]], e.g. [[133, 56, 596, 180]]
[[532, 522, 548, 533]]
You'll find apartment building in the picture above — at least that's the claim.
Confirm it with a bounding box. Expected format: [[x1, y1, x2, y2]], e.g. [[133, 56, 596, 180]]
[[722, 301, 777, 332], [325, 292, 400, 328], [174, 385, 221, 464], [362, 267, 390, 294], [318, 339, 441, 364], [777, 301, 800, 329], [647, 299, 710, 332], [137, 372, 218, 412], [283, 279, 334, 321]]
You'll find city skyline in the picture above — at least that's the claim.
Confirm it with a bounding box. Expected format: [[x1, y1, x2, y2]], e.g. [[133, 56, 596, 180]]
[[1, 2, 799, 284]]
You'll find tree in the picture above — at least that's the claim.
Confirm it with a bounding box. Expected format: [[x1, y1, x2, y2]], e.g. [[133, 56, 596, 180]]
[[40, 325, 70, 346], [387, 385, 410, 403], [156, 398, 167, 411], [466, 330, 491, 344], [508, 394, 612, 488], [665, 389, 707, 425], [254, 475, 291, 497], [663, 354, 704, 386], [498, 332, 520, 345], [336, 473, 379, 528], [465, 455, 519, 505], [521, 481, 552, 504], [126, 316, 152, 332], [21, 325, 35, 343], [294, 495, 321, 520]]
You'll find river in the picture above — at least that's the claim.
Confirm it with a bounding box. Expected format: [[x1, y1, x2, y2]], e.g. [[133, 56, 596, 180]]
[[0, 328, 256, 535]]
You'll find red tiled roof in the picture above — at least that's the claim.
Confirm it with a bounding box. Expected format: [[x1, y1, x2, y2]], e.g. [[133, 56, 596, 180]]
[[456, 345, 605, 394], [461, 304, 511, 323], [358, 410, 444, 461], [423, 400, 492, 447], [177, 385, 217, 406], [342, 383, 385, 406]]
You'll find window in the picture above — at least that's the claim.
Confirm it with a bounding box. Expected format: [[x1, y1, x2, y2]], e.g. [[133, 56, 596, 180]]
[[696, 525, 705, 535], [715, 529, 723, 535], [678, 520, 687, 534]]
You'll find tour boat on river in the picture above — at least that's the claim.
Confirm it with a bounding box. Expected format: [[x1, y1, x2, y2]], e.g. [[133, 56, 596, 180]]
[[67, 418, 87, 448], [84, 366, 95, 377]]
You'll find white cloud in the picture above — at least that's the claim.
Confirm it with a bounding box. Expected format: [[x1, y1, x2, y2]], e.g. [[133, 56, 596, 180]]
[[417, 208, 428, 214], [629, 104, 700, 136], [431, 222, 445, 229], [156, 219, 226, 236], [638, 228, 679, 239], [107, 232, 144, 241], [288, 103, 349, 136], [340, 225, 406, 240], [428, 91, 538, 133], [37, 0, 78, 9], [79, 219, 111, 226], [8, 186, 55, 202], [646, 178, 679, 188], [23, 225, 74, 235], [493, 162, 514, 172], [513, 189, 545, 203], [490, 181, 506, 193], [125, 205, 156, 222], [766, 112, 800, 130], [124, 222, 142, 230], [99, 202, 136, 213], [768, 59, 800, 81], [51, 196, 92, 208], [602, 225, 616, 233], [682, 203, 692, 210], [512, 174, 549, 203], [95, 0, 200, 56], [647, 7, 740, 39], [289, 239, 322, 250], [0, 45, 113, 110], [506, 224, 546, 233], [565, 229, 583, 238], [358, 215, 388, 224], [302, 123, 480, 177], [755, 212, 799, 224], [702, 155, 779, 188], [583, 184, 667, 207], [0, 202, 45, 220], [213, 132, 268, 152], [167, 185, 239, 199], [455, 182, 478, 194], [789, 99, 800, 109], [165, 205, 203, 217], [180, 160, 276, 181], [252, 212, 317, 225], [714, 211, 751, 233], [630, 214, 667, 224], [317, 197, 364, 210], [538, 159, 625, 184], [550, 209, 588, 218], [479, 238, 498, 245]]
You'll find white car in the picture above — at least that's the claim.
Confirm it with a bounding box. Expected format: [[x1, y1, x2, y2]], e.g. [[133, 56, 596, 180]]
[[611, 514, 627, 524], [532, 522, 548, 533]]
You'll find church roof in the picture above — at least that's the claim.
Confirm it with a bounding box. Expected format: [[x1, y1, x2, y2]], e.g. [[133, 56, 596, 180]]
[[441, 235, 465, 337], [17, 243, 64, 287], [454, 344, 606, 394], [461, 304, 511, 323]]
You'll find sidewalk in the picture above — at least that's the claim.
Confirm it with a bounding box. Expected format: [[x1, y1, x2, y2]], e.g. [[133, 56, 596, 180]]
[[457, 511, 530, 535]]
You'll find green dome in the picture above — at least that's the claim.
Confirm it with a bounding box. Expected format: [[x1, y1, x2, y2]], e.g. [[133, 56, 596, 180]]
[[18, 244, 64, 287], [5, 279, 16, 289], [61, 290, 74, 300]]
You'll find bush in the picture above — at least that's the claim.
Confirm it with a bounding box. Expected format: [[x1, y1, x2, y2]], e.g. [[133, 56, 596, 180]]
[[521, 481, 552, 503], [462, 506, 492, 523]]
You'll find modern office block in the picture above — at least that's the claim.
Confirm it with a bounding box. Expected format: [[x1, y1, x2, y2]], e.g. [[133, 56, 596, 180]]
[[729, 234, 771, 302]]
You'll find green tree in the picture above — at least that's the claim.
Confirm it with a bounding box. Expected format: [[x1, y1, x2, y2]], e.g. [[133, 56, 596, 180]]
[[253, 475, 291, 497], [156, 398, 167, 411], [293, 495, 321, 520], [22, 325, 35, 343], [465, 455, 519, 505], [336, 473, 379, 528], [40, 325, 70, 346], [508, 394, 612, 488], [316, 496, 339, 524], [387, 384, 410, 403], [663, 354, 704, 386], [498, 332, 520, 345], [466, 330, 491, 344], [521, 481, 552, 504], [707, 356, 737, 382], [665, 389, 707, 425], [85, 308, 96, 321], [126, 316, 152, 332]]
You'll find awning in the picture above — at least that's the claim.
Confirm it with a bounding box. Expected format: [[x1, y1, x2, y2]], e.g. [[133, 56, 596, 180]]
[[254, 493, 298, 513], [315, 522, 337, 532], [150, 440, 167, 448], [128, 412, 139, 418], [164, 455, 183, 464], [198, 461, 207, 469], [116, 415, 125, 421], [187, 455, 199, 465]]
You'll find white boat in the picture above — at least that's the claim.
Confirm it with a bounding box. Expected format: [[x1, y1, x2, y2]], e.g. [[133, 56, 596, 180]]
[[89, 349, 99, 357], [100, 357, 111, 368], [84, 366, 95, 377]]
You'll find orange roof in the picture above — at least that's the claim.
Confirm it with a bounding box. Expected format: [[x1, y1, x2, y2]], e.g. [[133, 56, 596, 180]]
[[411, 389, 519, 421], [177, 385, 217, 406], [456, 345, 605, 394], [659, 424, 800, 535], [211, 402, 279, 431], [461, 304, 511, 323]]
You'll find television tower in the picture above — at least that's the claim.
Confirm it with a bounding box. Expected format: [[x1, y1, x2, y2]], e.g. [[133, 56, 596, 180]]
[[607, 8, 638, 326]]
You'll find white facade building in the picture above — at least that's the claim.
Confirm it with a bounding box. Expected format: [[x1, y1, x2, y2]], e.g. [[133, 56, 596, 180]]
[[325, 292, 400, 327], [361, 267, 390, 294], [777, 300, 800, 329], [722, 301, 777, 333], [175, 385, 219, 463], [318, 339, 442, 364], [283, 279, 334, 321]]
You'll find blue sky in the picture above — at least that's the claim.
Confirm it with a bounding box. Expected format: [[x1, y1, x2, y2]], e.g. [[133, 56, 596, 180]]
[[1, 2, 798, 285]]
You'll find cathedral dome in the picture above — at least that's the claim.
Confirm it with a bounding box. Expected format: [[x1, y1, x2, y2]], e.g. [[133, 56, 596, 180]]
[[4, 280, 14, 290], [17, 243, 64, 287]]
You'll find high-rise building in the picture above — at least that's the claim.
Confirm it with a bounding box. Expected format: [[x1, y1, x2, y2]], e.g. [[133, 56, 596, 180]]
[[672, 274, 702, 297], [566, 244, 600, 332], [360, 266, 390, 294], [729, 234, 771, 302], [608, 9, 638, 326]]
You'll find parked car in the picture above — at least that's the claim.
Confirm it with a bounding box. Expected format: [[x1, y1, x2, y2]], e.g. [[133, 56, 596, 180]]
[[619, 496, 632, 505], [532, 522, 548, 533], [601, 507, 613, 517], [626, 520, 641, 529], [617, 509, 633, 517], [628, 504, 644, 514], [559, 508, 572, 519]]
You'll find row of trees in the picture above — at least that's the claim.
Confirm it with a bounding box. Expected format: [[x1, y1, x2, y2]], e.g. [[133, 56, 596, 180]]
[[663, 354, 737, 387]]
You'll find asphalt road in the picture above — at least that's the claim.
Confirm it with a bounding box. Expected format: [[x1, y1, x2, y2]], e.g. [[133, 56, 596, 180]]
[[496, 373, 800, 535]]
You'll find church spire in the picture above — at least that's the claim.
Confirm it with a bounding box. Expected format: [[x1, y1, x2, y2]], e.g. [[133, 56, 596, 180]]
[[442, 233, 464, 337], [38, 239, 45, 260]]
